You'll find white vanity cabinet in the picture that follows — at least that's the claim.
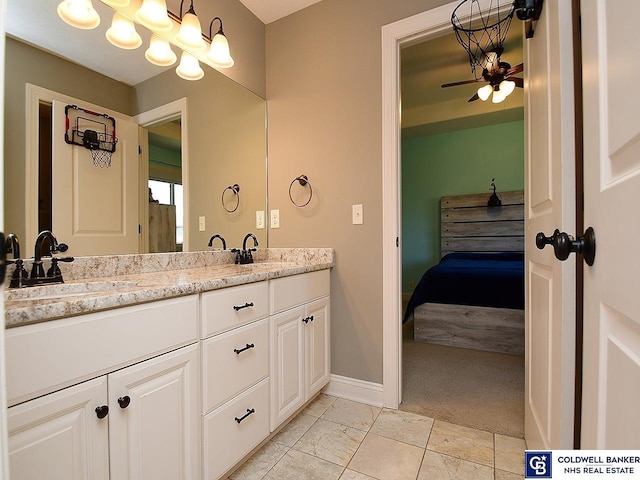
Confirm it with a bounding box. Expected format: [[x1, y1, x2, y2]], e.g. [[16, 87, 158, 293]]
[[5, 296, 200, 480], [269, 270, 330, 431], [200, 281, 270, 480]]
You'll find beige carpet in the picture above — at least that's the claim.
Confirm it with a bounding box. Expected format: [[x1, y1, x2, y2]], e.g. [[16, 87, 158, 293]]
[[400, 340, 524, 438]]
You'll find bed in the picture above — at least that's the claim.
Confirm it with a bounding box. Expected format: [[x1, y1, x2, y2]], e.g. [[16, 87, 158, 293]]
[[405, 191, 525, 355]]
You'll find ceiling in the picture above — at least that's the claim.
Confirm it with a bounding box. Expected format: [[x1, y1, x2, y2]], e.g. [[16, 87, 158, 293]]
[[6, 0, 524, 131]]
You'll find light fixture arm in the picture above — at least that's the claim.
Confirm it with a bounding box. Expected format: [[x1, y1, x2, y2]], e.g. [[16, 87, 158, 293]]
[[179, 0, 197, 18], [209, 17, 225, 38]]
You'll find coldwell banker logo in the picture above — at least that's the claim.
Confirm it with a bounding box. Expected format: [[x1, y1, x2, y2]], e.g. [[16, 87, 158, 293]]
[[526, 452, 552, 478]]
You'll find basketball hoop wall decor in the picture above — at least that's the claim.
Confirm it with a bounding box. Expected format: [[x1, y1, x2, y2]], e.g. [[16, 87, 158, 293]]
[[64, 105, 118, 168]]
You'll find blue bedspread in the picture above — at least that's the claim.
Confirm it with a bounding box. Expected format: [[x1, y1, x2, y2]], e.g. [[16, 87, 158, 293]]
[[403, 252, 524, 323]]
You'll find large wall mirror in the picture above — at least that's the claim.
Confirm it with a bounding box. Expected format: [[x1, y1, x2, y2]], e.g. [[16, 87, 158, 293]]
[[4, 0, 267, 257]]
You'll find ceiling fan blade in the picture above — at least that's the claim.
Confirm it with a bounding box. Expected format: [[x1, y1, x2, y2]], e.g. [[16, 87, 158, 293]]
[[467, 93, 480, 102], [511, 77, 524, 88], [506, 63, 524, 75], [441, 78, 483, 88]]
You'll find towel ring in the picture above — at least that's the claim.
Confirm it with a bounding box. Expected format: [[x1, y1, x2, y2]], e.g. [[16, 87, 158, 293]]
[[222, 184, 240, 213], [289, 175, 313, 208]]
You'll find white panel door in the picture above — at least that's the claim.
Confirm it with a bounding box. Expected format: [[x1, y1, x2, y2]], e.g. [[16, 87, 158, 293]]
[[7, 376, 109, 480], [305, 297, 331, 400], [524, 1, 577, 449], [51, 99, 139, 255], [580, 0, 640, 448], [270, 306, 305, 430], [108, 344, 199, 480]]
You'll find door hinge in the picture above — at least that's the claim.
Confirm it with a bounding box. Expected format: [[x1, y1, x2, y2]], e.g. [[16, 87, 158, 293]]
[[138, 224, 142, 234], [396, 237, 399, 247], [138, 145, 142, 155]]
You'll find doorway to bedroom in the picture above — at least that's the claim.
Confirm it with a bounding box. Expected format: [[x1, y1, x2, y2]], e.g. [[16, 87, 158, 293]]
[[398, 28, 525, 438]]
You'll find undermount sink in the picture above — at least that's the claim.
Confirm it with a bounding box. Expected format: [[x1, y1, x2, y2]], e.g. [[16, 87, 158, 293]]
[[5, 280, 138, 302]]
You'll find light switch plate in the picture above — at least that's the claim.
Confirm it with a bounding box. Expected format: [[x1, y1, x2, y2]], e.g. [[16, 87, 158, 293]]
[[198, 216, 206, 231], [352, 204, 363, 225], [256, 211, 265, 229], [271, 209, 280, 229]]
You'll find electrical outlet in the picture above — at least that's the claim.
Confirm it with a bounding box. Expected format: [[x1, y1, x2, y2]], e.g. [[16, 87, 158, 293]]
[[352, 204, 363, 225], [198, 216, 206, 231], [270, 209, 280, 229], [256, 211, 265, 229]]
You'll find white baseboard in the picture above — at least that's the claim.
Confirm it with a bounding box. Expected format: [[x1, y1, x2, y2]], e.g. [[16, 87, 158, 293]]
[[324, 374, 385, 407]]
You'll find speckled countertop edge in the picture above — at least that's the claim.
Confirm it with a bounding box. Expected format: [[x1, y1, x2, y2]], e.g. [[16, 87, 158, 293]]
[[4, 248, 334, 328]]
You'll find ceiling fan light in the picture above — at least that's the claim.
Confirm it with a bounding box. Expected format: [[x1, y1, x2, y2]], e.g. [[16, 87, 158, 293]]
[[135, 0, 173, 32], [207, 32, 234, 68], [175, 12, 206, 51], [106, 13, 142, 50], [477, 84, 493, 101], [500, 79, 516, 97], [492, 88, 507, 104], [145, 34, 177, 66], [176, 52, 204, 81], [57, 0, 100, 30]]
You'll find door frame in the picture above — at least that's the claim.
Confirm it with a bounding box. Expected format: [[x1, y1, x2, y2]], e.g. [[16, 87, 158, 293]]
[[134, 98, 189, 252], [381, 0, 465, 409]]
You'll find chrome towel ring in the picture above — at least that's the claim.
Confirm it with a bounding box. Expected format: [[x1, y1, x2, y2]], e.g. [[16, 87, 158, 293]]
[[222, 184, 240, 213], [289, 175, 313, 208]]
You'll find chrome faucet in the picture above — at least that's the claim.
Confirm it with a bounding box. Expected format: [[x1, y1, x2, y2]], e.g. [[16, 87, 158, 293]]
[[208, 234, 226, 250], [5, 233, 29, 288], [30, 230, 69, 279]]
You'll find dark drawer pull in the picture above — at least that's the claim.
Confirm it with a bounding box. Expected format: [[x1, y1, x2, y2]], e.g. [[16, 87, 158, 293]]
[[235, 408, 256, 424], [118, 396, 131, 409], [302, 315, 314, 324], [233, 343, 255, 355], [233, 302, 254, 311]]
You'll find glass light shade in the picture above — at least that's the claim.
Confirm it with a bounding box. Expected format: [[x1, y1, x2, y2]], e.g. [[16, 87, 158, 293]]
[[135, 0, 172, 31], [207, 33, 234, 68], [106, 13, 142, 49], [101, 0, 130, 6], [145, 34, 177, 66], [175, 12, 206, 51], [477, 84, 493, 101], [499, 80, 516, 96], [492, 88, 507, 104], [176, 52, 204, 81], [57, 0, 100, 30]]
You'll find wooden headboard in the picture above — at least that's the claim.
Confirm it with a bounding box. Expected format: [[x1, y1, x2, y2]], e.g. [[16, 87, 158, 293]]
[[440, 190, 524, 257]]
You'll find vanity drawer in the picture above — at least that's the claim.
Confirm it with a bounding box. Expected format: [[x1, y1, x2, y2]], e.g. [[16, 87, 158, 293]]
[[202, 318, 268, 413], [203, 378, 269, 480], [270, 269, 330, 314], [201, 282, 269, 337]]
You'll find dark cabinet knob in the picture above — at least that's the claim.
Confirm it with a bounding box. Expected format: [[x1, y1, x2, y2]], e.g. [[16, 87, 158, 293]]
[[95, 405, 109, 419], [118, 396, 131, 409]]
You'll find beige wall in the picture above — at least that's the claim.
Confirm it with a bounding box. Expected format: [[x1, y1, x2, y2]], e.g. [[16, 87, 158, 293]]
[[134, 69, 267, 251], [266, 0, 450, 384]]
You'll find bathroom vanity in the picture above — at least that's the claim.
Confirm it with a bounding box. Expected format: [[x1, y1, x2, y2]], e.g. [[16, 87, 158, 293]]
[[3, 248, 333, 480]]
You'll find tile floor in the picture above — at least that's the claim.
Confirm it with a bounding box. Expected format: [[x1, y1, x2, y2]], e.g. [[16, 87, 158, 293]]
[[229, 395, 526, 480]]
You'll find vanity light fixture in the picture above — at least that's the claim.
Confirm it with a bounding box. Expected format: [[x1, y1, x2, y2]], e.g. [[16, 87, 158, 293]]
[[145, 34, 177, 66], [106, 13, 142, 49], [176, 51, 204, 81], [57, 0, 100, 30], [175, 1, 207, 51], [135, 0, 173, 32], [207, 17, 234, 68]]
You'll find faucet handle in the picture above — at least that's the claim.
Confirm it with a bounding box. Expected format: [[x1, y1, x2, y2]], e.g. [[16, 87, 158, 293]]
[[52, 243, 69, 254], [47, 256, 74, 278]]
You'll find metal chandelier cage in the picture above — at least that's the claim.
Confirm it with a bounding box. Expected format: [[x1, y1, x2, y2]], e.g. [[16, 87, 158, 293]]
[[451, 0, 516, 79]]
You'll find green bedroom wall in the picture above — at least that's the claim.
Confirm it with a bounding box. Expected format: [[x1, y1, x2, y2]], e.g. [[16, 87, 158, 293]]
[[401, 119, 525, 293]]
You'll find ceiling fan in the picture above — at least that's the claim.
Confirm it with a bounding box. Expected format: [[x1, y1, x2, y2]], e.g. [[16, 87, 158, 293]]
[[442, 55, 524, 104]]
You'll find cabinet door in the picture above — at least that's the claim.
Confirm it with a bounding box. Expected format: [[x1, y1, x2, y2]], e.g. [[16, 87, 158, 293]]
[[305, 297, 331, 400], [270, 306, 305, 430], [108, 344, 200, 480], [7, 376, 109, 480]]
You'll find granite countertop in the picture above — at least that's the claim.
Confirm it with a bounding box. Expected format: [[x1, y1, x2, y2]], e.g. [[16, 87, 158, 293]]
[[4, 248, 334, 328]]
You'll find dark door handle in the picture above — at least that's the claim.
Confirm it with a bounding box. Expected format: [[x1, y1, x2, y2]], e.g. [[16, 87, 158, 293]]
[[536, 227, 596, 266]]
